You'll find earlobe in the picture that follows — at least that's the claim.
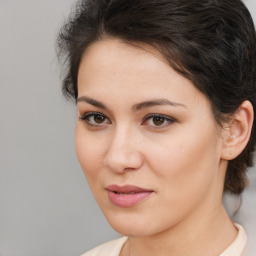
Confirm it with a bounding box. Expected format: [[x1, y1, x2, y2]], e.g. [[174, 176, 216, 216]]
[[221, 100, 254, 160]]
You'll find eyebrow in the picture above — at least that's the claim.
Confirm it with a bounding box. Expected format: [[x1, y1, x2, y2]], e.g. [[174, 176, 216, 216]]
[[77, 96, 187, 111], [132, 99, 187, 111], [77, 96, 107, 109]]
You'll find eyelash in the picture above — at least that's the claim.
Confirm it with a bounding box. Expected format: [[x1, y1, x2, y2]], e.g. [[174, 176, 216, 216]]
[[142, 114, 176, 128], [79, 112, 110, 127], [79, 112, 176, 129]]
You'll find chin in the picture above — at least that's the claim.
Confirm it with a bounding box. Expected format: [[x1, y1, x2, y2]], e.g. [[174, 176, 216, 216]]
[[102, 210, 147, 236], [102, 209, 175, 238], [110, 222, 155, 237]]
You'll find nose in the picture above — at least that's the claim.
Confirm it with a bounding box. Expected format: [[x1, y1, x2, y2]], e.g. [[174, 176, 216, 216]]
[[104, 127, 143, 173]]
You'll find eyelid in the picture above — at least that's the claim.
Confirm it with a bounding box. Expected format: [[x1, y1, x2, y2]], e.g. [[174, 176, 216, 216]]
[[78, 111, 176, 129], [142, 113, 177, 128], [79, 111, 106, 120], [79, 111, 111, 127]]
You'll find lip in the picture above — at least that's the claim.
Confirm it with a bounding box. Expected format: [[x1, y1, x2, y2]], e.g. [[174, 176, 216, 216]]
[[106, 185, 153, 208]]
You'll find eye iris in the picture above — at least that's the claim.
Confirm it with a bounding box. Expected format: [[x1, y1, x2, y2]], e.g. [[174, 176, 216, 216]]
[[153, 116, 165, 125], [94, 115, 105, 123]]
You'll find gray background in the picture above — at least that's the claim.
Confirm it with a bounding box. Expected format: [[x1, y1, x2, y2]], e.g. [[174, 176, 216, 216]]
[[0, 1, 255, 256]]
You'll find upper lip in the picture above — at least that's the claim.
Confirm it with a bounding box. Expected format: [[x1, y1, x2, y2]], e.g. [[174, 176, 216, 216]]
[[106, 184, 153, 193]]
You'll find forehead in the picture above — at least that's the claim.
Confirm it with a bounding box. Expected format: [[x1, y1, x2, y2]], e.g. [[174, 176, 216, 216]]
[[78, 38, 168, 80], [78, 39, 185, 89], [77, 38, 211, 113]]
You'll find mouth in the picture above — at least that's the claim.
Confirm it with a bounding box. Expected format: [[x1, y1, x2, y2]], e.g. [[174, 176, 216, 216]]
[[106, 185, 153, 207]]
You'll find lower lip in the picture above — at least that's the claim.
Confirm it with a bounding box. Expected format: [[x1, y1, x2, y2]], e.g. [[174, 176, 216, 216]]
[[107, 191, 152, 207]]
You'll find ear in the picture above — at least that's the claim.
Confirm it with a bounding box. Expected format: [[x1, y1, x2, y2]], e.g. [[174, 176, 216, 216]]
[[221, 100, 254, 160]]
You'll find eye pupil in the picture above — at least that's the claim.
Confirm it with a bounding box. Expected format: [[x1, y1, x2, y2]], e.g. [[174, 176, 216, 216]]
[[153, 116, 165, 125], [94, 115, 105, 123]]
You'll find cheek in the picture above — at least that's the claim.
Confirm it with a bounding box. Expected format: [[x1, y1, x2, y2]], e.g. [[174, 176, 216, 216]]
[[75, 124, 104, 183], [147, 125, 221, 199], [139, 129, 222, 229]]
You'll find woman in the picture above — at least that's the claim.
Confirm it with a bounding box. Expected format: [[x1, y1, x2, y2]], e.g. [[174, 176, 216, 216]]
[[57, 0, 256, 255]]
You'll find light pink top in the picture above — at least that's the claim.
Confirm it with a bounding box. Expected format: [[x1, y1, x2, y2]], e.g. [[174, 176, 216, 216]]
[[81, 224, 247, 256]]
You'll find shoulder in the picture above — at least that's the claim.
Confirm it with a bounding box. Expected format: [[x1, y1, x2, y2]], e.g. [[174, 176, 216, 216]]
[[220, 223, 247, 256], [81, 237, 128, 256]]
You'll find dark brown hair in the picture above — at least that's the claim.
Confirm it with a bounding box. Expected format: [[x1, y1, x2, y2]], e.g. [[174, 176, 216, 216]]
[[57, 0, 256, 194]]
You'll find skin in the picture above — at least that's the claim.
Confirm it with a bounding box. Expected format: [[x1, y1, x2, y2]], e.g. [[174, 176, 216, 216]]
[[76, 38, 239, 256]]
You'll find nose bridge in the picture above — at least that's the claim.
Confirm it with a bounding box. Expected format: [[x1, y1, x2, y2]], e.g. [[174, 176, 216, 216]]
[[104, 124, 143, 173]]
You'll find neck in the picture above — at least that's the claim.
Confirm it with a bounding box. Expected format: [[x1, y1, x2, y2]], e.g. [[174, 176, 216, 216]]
[[122, 204, 237, 256]]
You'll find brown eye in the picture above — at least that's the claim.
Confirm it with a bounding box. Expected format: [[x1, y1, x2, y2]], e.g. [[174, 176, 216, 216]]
[[152, 116, 165, 126], [142, 114, 176, 128], [94, 114, 106, 124], [79, 112, 111, 127]]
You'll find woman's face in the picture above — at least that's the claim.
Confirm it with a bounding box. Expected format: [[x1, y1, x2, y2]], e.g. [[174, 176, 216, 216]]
[[76, 38, 227, 237]]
